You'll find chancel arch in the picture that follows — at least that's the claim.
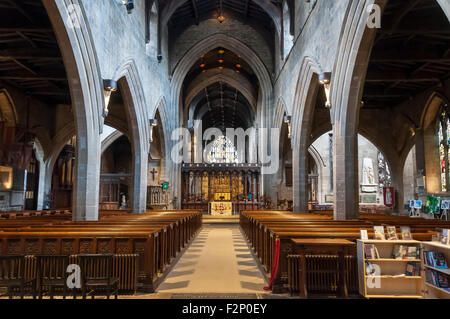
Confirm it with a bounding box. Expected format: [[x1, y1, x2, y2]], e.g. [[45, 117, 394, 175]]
[[172, 33, 273, 208]]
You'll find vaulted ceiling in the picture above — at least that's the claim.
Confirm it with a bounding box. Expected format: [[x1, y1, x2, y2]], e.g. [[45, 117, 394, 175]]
[[166, 0, 277, 49], [0, 0, 69, 105], [184, 47, 258, 94], [192, 82, 254, 132], [363, 0, 450, 109]]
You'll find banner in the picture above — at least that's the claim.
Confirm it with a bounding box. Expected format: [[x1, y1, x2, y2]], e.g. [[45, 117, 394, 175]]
[[426, 196, 440, 214]]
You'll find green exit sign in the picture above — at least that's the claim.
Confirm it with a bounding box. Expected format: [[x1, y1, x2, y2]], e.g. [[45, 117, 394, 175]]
[[161, 182, 169, 191]]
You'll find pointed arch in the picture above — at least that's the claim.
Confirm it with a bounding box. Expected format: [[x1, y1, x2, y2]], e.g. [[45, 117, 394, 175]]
[[329, 0, 387, 220], [43, 0, 104, 221], [290, 56, 321, 212], [112, 59, 150, 213]]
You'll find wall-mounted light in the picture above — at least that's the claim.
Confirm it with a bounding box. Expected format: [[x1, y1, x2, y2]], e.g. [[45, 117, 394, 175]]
[[149, 118, 158, 142], [319, 72, 332, 109], [103, 79, 117, 117], [122, 0, 134, 14], [284, 115, 292, 139], [150, 119, 158, 127]]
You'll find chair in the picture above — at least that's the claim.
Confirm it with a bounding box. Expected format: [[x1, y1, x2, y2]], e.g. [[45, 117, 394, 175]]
[[0, 256, 36, 299], [36, 255, 70, 299], [79, 254, 119, 299]]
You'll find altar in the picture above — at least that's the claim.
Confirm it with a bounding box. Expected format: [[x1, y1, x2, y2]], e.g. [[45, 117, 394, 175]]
[[181, 163, 262, 213], [209, 201, 233, 216]]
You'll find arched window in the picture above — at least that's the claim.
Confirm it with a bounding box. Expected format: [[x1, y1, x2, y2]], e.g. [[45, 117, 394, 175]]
[[438, 108, 450, 192], [283, 1, 294, 60], [205, 136, 238, 164], [377, 151, 391, 190]]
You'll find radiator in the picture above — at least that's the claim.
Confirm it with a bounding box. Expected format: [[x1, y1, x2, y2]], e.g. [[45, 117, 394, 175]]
[[113, 254, 138, 292], [23, 254, 139, 294], [287, 254, 358, 296]]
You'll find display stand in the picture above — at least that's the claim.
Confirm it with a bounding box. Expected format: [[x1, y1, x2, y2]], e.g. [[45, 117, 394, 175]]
[[422, 241, 450, 299], [357, 240, 423, 299]]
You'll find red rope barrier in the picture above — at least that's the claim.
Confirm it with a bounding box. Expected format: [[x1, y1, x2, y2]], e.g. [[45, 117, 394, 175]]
[[264, 239, 280, 291]]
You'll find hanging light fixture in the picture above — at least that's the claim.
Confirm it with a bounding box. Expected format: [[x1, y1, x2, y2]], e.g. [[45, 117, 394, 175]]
[[319, 72, 332, 109], [217, 0, 225, 23], [103, 79, 118, 117], [218, 49, 224, 64], [284, 115, 292, 139], [149, 119, 158, 143], [200, 55, 206, 68]]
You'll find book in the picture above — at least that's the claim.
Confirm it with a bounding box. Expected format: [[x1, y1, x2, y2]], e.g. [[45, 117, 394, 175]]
[[365, 244, 375, 259], [360, 230, 369, 241], [386, 226, 398, 240], [405, 262, 420, 276], [374, 246, 380, 259], [400, 245, 408, 259], [437, 273, 449, 289], [374, 226, 385, 240], [442, 229, 450, 245], [433, 252, 448, 269], [431, 231, 441, 242], [392, 245, 402, 259], [407, 246, 418, 259], [425, 269, 437, 286], [400, 226, 412, 240]]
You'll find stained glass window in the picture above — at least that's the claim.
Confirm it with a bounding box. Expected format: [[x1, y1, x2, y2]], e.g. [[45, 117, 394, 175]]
[[438, 110, 450, 192], [378, 152, 391, 190], [205, 136, 238, 164]]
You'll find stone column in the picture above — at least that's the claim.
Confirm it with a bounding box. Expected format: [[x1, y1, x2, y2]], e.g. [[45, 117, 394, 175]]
[[131, 149, 148, 213], [390, 162, 405, 213], [333, 128, 359, 220], [73, 134, 101, 221], [36, 162, 47, 210], [293, 146, 308, 213]]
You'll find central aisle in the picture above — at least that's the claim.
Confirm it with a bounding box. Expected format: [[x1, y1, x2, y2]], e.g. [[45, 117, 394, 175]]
[[156, 224, 268, 294]]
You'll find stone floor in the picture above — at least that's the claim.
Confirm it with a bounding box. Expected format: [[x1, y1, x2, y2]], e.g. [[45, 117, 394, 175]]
[[155, 224, 269, 294]]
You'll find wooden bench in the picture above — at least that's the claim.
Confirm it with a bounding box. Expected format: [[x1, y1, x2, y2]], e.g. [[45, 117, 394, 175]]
[[240, 210, 450, 295], [0, 210, 202, 293]]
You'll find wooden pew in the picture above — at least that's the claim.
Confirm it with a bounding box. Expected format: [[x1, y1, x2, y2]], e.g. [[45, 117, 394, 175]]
[[240, 210, 450, 295], [0, 210, 202, 293]]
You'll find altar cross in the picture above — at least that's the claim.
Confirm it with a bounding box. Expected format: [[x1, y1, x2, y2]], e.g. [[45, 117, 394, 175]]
[[151, 168, 158, 181]]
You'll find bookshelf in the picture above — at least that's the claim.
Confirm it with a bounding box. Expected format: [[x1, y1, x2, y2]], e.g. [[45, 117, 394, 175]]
[[422, 241, 450, 299], [357, 240, 424, 299]]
